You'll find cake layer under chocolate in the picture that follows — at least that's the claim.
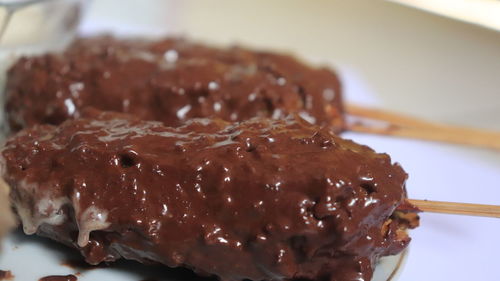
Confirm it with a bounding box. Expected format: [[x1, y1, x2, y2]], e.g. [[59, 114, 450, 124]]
[[5, 36, 344, 133], [1, 110, 416, 281], [0, 179, 15, 242]]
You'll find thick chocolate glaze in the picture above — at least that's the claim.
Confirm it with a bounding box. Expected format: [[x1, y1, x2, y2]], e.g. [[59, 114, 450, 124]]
[[5, 36, 344, 133], [1, 110, 416, 281]]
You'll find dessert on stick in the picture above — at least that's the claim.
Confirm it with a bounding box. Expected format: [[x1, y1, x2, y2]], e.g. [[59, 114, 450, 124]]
[[6, 36, 499, 150], [1, 110, 418, 281]]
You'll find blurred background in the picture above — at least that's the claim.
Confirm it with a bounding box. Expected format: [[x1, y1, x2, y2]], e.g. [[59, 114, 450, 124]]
[[81, 0, 500, 130], [1, 0, 500, 130]]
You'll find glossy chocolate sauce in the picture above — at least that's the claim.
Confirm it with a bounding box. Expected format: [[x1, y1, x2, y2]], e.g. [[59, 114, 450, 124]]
[[1, 111, 417, 281], [5, 36, 344, 133], [39, 275, 77, 281]]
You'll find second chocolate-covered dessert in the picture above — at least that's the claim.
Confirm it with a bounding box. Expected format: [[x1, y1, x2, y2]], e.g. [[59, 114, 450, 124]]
[[5, 36, 343, 133]]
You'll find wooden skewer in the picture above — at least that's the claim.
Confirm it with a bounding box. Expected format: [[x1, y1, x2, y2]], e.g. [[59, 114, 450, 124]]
[[345, 104, 500, 150], [346, 104, 442, 130], [409, 199, 500, 218], [348, 123, 500, 150]]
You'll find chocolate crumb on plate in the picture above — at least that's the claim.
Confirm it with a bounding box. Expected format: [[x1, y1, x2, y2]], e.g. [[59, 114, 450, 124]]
[[0, 270, 14, 281], [38, 275, 77, 281]]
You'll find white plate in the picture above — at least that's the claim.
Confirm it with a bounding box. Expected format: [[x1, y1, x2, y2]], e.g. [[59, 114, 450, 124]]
[[0, 229, 406, 281]]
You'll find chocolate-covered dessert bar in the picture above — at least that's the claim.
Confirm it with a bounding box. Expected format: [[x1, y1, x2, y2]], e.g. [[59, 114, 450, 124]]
[[5, 36, 343, 133], [1, 110, 417, 281]]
